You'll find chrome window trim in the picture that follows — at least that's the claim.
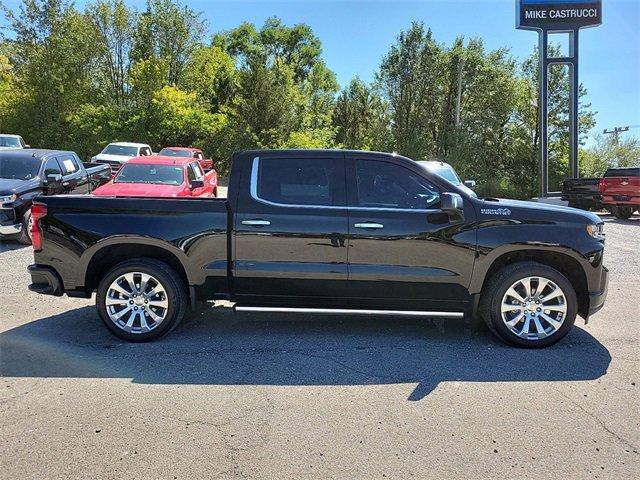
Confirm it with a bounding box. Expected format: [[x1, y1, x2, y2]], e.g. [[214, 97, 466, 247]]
[[249, 156, 440, 213]]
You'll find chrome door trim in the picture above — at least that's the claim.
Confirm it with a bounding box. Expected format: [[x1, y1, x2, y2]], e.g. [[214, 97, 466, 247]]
[[354, 222, 384, 229], [249, 156, 440, 213], [241, 219, 271, 226]]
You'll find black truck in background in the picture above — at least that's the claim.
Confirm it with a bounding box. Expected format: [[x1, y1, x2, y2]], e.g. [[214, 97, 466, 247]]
[[0, 149, 110, 243], [27, 149, 609, 348], [561, 178, 602, 211]]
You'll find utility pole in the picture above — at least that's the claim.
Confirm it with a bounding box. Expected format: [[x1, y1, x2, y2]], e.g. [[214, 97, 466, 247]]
[[603, 126, 630, 145], [454, 56, 464, 127]]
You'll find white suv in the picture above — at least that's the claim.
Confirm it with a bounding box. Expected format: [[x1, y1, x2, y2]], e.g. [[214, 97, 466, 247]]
[[91, 142, 153, 174], [0, 134, 29, 150]]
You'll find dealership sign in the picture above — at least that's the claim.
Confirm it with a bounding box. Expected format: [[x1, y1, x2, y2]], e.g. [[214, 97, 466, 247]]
[[517, 0, 602, 30]]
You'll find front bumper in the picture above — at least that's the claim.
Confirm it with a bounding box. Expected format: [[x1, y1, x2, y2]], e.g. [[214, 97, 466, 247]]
[[27, 264, 64, 296], [0, 223, 21, 236], [587, 265, 609, 318]]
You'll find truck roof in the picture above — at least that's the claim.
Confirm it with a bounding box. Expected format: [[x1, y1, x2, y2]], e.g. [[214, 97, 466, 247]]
[[161, 146, 201, 152], [236, 148, 412, 161], [126, 155, 196, 166], [0, 148, 75, 159], [107, 142, 150, 148]]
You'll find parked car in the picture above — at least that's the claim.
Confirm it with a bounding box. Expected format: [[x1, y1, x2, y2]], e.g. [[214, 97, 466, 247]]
[[91, 142, 154, 175], [157, 147, 215, 172], [417, 161, 477, 197], [598, 167, 640, 219], [0, 134, 29, 150], [93, 156, 217, 198], [27, 149, 608, 348], [0, 149, 109, 244], [561, 178, 602, 210]]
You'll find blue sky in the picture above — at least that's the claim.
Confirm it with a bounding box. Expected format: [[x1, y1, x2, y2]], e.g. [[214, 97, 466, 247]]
[[2, 0, 639, 142]]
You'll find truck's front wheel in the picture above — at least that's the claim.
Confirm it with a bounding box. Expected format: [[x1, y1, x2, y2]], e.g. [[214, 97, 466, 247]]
[[96, 259, 188, 342], [480, 262, 577, 348]]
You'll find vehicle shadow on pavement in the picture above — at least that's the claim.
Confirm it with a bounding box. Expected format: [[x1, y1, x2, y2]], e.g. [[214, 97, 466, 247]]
[[0, 240, 28, 253], [0, 304, 611, 401]]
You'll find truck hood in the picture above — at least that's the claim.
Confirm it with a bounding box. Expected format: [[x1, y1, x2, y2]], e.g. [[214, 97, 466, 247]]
[[92, 182, 185, 197], [92, 153, 133, 163], [0, 177, 41, 196], [476, 197, 602, 224]]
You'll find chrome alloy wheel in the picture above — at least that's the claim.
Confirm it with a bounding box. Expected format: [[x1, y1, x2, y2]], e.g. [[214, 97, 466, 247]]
[[500, 276, 567, 340], [105, 272, 169, 334]]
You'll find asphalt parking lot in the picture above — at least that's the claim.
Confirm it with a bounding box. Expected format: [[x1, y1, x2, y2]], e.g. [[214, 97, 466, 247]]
[[1, 211, 638, 479]]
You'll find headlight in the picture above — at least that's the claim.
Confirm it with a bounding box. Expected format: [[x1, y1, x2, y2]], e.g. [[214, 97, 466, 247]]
[[0, 193, 18, 206], [586, 223, 605, 241]]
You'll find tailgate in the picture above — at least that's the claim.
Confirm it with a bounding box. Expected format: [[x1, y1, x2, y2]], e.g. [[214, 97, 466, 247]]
[[600, 177, 640, 196]]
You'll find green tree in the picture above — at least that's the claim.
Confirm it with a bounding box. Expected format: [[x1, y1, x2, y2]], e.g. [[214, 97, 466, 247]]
[[181, 45, 236, 112], [132, 0, 206, 85], [333, 77, 391, 150], [580, 134, 640, 177], [376, 22, 447, 159], [85, 0, 136, 110], [2, 0, 99, 150], [217, 17, 337, 149]]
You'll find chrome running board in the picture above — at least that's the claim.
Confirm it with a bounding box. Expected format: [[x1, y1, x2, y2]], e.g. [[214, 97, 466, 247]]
[[234, 306, 464, 318]]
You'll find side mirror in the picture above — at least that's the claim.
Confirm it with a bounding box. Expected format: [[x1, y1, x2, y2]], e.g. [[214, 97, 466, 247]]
[[463, 180, 477, 190], [441, 192, 464, 220], [190, 179, 204, 189], [24, 144, 31, 148], [45, 173, 63, 183]]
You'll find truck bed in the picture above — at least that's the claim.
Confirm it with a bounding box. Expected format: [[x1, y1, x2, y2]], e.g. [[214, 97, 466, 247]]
[[36, 195, 230, 293]]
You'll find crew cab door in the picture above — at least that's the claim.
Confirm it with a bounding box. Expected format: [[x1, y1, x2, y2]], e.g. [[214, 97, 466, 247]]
[[41, 157, 65, 195], [56, 153, 89, 194], [233, 152, 348, 302], [186, 162, 210, 197], [345, 156, 476, 311]]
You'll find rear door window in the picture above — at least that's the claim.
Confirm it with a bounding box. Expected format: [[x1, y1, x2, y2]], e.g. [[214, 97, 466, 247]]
[[56, 154, 80, 175], [256, 157, 344, 207], [43, 157, 62, 177]]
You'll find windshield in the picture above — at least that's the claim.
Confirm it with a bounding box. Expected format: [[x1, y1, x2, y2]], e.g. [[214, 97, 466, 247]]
[[433, 166, 461, 185], [604, 168, 640, 177], [114, 164, 184, 185], [158, 148, 193, 158], [0, 156, 40, 180], [0, 136, 22, 148], [102, 144, 138, 157]]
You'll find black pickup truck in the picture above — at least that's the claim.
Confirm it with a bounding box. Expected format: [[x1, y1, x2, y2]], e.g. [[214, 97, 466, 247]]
[[1, 149, 110, 243], [560, 177, 602, 210], [27, 149, 609, 347]]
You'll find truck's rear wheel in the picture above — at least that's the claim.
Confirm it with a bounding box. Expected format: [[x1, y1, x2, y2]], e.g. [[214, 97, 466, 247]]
[[96, 259, 188, 342], [611, 206, 634, 219], [17, 210, 32, 245], [480, 262, 577, 348]]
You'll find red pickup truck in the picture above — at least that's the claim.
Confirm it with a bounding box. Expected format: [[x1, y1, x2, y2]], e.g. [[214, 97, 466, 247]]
[[598, 167, 640, 219], [93, 156, 217, 198], [157, 147, 214, 172]]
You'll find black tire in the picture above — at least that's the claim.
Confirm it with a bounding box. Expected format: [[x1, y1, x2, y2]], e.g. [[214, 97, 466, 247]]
[[17, 209, 32, 245], [611, 206, 634, 219], [480, 261, 578, 348], [96, 258, 188, 342]]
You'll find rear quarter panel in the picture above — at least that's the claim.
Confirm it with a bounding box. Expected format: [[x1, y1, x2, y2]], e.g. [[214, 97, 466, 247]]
[[35, 195, 229, 290]]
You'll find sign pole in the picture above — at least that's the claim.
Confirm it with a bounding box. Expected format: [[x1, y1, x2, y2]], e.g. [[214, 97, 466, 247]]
[[516, 0, 601, 198], [569, 29, 580, 181], [539, 30, 549, 198]]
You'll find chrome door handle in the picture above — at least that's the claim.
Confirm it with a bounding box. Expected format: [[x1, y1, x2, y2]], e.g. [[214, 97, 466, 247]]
[[354, 222, 384, 229], [241, 219, 271, 226]]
